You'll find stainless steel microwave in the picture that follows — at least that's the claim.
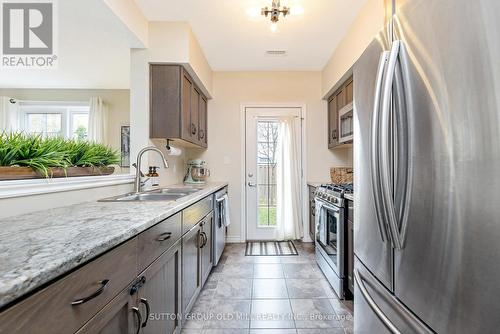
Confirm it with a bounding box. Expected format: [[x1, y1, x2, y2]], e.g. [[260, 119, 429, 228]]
[[338, 102, 353, 143]]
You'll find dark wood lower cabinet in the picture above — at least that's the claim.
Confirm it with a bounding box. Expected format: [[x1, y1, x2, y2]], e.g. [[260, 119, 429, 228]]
[[76, 285, 139, 334], [0, 194, 218, 334], [181, 210, 214, 315], [201, 212, 214, 286], [181, 223, 202, 315], [139, 240, 182, 334]]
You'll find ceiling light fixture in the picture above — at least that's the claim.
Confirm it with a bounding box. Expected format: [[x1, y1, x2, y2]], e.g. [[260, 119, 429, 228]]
[[261, 0, 290, 31]]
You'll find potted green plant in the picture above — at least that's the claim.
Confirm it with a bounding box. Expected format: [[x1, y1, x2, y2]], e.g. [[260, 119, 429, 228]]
[[0, 132, 120, 180]]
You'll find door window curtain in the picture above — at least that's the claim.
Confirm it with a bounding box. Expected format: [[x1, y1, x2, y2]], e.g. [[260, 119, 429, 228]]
[[88, 97, 108, 144], [0, 97, 19, 132], [275, 116, 302, 241]]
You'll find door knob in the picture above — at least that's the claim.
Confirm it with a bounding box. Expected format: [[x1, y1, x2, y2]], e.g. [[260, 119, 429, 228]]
[[248, 182, 257, 187]]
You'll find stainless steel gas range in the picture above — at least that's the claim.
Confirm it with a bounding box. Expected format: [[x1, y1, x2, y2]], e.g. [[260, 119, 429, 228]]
[[314, 184, 353, 299]]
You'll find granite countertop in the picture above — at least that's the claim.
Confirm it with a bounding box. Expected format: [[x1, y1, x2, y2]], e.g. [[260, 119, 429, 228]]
[[0, 182, 228, 309], [344, 193, 354, 202]]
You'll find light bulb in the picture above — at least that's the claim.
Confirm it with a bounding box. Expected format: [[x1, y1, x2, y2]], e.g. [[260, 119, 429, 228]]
[[270, 22, 278, 33]]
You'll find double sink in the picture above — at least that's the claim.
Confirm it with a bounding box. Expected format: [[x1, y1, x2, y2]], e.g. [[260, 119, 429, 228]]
[[100, 187, 203, 202]]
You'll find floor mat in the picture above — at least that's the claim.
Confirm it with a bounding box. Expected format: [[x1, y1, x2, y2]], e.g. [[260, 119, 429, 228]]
[[245, 240, 299, 256]]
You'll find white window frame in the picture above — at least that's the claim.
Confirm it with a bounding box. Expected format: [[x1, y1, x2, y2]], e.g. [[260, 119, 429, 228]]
[[1, 101, 134, 199], [20, 101, 90, 139]]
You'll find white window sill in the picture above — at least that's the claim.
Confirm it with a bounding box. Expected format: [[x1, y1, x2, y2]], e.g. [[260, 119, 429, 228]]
[[0, 174, 135, 199]]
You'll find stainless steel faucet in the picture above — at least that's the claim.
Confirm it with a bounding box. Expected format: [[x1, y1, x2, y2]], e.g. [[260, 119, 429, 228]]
[[134, 146, 169, 193]]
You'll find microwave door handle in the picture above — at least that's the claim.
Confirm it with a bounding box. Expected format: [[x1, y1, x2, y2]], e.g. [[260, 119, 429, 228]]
[[380, 41, 405, 250], [371, 51, 390, 243]]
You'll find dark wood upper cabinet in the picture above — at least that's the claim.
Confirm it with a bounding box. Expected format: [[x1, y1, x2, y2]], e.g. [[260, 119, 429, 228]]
[[150, 64, 208, 148], [328, 75, 353, 149], [345, 78, 353, 105], [181, 72, 193, 141], [198, 96, 207, 147], [328, 95, 338, 148]]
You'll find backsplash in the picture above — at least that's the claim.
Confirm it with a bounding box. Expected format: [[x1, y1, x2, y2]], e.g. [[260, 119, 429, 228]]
[[330, 167, 353, 184]]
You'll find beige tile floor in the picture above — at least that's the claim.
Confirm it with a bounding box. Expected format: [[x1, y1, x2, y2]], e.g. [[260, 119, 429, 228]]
[[181, 242, 354, 334]]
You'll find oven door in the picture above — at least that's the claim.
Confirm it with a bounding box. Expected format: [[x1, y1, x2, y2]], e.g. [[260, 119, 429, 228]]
[[339, 102, 354, 143], [316, 199, 344, 277]]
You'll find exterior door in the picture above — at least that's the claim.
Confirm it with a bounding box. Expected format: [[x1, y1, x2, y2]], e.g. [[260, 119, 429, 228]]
[[392, 0, 500, 333], [245, 107, 302, 240]]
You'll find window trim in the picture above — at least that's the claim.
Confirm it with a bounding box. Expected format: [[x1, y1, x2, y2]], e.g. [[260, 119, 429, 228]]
[[0, 174, 134, 199]]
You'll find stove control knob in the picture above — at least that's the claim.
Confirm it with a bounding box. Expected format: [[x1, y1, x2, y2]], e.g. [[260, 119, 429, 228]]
[[332, 197, 338, 203]]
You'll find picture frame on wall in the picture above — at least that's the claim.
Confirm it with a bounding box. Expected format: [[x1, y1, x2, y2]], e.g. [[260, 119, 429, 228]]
[[120, 125, 130, 167]]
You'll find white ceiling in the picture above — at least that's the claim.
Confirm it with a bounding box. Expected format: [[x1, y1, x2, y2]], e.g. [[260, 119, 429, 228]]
[[0, 0, 131, 89], [134, 0, 367, 71]]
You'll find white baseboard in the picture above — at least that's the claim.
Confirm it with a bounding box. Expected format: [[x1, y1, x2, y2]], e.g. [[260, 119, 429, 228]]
[[226, 235, 244, 243]]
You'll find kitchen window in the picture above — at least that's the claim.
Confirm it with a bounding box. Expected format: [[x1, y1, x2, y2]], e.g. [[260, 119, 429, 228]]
[[20, 102, 90, 140]]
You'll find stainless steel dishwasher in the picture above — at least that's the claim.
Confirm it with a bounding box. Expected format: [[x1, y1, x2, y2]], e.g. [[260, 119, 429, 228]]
[[213, 187, 228, 266]]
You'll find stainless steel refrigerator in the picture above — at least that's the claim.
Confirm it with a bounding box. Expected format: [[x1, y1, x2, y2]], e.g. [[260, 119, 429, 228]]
[[353, 0, 500, 333]]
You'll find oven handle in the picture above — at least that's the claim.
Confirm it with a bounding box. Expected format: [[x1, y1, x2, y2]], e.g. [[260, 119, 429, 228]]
[[314, 198, 340, 212]]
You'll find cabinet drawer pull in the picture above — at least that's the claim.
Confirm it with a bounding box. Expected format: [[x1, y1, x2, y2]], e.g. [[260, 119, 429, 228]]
[[132, 307, 142, 334], [157, 232, 172, 241], [191, 123, 197, 135], [71, 279, 109, 306], [140, 298, 150, 328]]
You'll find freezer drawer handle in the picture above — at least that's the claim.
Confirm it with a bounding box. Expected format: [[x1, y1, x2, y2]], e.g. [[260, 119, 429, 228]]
[[354, 269, 402, 334]]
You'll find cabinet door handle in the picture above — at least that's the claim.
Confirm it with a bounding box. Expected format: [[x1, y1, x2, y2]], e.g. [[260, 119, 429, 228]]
[[332, 129, 337, 140], [199, 128, 205, 139], [157, 232, 172, 241], [200, 232, 205, 248], [140, 298, 150, 328], [197, 231, 202, 248], [71, 279, 109, 306], [132, 307, 142, 334], [199, 232, 207, 248], [203, 232, 208, 247], [191, 123, 197, 135]]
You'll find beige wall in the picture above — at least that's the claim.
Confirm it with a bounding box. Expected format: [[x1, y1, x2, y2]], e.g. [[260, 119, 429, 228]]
[[321, 0, 385, 97], [189, 71, 351, 241], [130, 22, 214, 188]]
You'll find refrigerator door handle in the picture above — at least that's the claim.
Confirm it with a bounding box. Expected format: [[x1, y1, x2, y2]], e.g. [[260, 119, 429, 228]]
[[370, 51, 390, 243], [380, 40, 406, 250], [354, 269, 403, 334]]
